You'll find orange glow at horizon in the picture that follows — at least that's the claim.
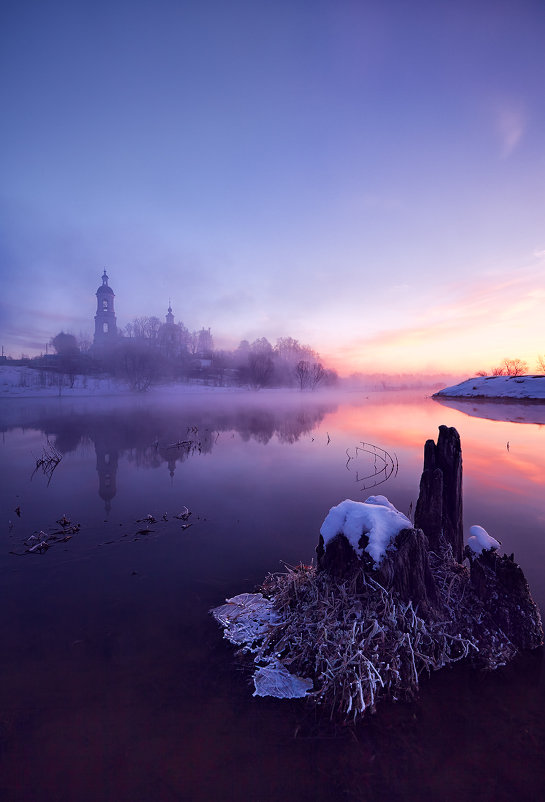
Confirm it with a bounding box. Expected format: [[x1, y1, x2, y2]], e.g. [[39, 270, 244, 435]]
[[319, 268, 545, 377]]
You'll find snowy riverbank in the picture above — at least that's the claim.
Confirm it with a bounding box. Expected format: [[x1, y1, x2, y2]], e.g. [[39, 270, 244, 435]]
[[434, 375, 545, 401], [0, 366, 244, 398]]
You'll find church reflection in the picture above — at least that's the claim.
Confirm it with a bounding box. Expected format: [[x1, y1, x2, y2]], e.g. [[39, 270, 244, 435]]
[[95, 442, 118, 514], [3, 398, 336, 514]]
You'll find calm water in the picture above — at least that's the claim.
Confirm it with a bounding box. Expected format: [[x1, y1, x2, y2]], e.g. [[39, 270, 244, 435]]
[[1, 389, 544, 802]]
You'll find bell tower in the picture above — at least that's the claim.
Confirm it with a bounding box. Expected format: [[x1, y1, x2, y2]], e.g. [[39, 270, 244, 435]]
[[94, 269, 118, 348]]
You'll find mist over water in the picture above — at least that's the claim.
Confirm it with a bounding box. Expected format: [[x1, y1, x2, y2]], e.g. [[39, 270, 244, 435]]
[[1, 389, 544, 801]]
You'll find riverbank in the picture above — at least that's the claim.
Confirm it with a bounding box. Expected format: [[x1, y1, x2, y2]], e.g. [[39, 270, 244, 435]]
[[0, 365, 245, 398], [434, 375, 545, 401]]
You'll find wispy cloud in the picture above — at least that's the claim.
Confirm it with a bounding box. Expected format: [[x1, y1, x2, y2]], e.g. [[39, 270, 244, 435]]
[[496, 102, 526, 158]]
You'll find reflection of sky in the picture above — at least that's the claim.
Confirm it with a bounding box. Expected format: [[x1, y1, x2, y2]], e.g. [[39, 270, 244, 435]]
[[2, 392, 544, 611], [2, 3, 545, 374]]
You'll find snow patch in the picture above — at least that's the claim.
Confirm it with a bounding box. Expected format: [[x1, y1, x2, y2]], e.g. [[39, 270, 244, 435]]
[[435, 375, 545, 401], [320, 496, 411, 566], [467, 525, 501, 555]]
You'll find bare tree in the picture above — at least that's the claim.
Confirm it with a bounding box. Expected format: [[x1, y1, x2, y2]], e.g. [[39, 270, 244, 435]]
[[501, 358, 528, 376], [295, 360, 326, 390], [248, 338, 274, 389], [295, 360, 311, 390], [116, 340, 159, 391], [310, 362, 325, 389], [536, 355, 545, 374]]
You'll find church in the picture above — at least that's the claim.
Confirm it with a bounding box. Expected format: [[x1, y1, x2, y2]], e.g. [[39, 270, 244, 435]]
[[92, 270, 212, 358], [93, 270, 118, 348]]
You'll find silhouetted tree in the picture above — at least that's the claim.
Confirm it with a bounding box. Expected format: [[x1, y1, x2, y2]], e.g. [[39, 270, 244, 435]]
[[51, 331, 80, 387], [295, 360, 310, 390], [51, 332, 79, 356], [116, 340, 160, 391], [248, 338, 274, 389]]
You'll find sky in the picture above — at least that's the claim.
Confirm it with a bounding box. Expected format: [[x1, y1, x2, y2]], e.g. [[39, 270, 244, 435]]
[[1, 0, 544, 375]]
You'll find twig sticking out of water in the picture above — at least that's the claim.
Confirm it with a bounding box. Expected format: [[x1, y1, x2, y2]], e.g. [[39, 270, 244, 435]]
[[345, 441, 398, 491], [31, 439, 63, 486]]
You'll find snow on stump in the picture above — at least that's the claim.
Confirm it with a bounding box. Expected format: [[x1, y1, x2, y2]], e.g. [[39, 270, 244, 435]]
[[316, 496, 442, 620]]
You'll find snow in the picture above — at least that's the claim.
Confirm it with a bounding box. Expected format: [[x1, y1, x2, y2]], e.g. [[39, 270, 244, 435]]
[[320, 496, 411, 566], [467, 525, 501, 555], [0, 366, 131, 397], [435, 375, 545, 401], [0, 366, 243, 398]]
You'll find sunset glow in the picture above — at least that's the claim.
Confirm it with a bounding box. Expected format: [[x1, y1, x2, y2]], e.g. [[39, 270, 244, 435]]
[[1, 2, 544, 376]]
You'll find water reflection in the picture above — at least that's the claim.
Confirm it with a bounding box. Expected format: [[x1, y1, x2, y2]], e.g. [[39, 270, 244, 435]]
[[1, 397, 336, 513], [1, 391, 544, 802], [434, 395, 545, 425]]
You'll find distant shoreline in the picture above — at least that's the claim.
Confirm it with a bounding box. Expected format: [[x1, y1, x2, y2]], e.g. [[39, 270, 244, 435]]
[[434, 375, 545, 402]]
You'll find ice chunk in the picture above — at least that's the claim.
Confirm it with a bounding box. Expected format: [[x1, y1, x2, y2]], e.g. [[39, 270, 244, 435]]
[[211, 593, 280, 646], [253, 661, 313, 698]]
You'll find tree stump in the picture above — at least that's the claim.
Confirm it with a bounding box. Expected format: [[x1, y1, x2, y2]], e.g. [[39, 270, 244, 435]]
[[415, 425, 463, 561]]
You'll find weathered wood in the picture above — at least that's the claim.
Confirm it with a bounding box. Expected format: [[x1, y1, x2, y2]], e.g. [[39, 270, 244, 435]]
[[317, 525, 442, 619], [468, 549, 543, 651], [415, 425, 463, 561], [375, 527, 441, 619]]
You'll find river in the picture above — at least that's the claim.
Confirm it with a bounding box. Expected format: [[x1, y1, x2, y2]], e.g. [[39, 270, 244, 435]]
[[1, 388, 543, 801]]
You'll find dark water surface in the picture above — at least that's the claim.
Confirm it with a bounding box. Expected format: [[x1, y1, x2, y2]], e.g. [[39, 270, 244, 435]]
[[1, 390, 544, 801]]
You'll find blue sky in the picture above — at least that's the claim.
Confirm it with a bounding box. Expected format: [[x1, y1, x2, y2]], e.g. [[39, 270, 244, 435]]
[[1, 0, 544, 373]]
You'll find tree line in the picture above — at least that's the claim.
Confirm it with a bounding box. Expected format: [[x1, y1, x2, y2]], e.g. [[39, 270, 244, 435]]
[[37, 327, 338, 392], [476, 356, 545, 377]]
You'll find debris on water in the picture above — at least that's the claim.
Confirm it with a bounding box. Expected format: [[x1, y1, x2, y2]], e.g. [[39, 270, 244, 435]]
[[180, 523, 192, 531], [136, 514, 156, 524], [174, 507, 191, 521], [31, 439, 63, 486], [15, 506, 21, 518], [27, 540, 49, 553], [10, 518, 80, 556]]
